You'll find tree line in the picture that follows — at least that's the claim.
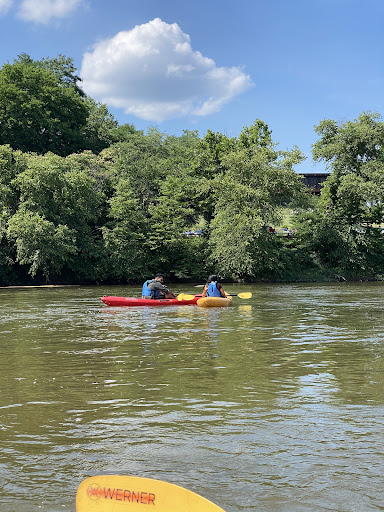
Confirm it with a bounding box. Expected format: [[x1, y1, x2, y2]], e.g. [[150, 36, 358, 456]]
[[1, 54, 384, 285]]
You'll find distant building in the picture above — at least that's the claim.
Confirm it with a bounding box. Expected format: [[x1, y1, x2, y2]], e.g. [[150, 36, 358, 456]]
[[299, 173, 329, 194]]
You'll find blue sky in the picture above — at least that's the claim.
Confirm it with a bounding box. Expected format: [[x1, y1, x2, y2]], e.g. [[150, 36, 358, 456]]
[[1, 0, 384, 173]]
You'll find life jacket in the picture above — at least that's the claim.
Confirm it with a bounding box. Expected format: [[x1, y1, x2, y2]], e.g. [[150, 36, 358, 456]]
[[206, 281, 221, 297], [142, 280, 159, 299]]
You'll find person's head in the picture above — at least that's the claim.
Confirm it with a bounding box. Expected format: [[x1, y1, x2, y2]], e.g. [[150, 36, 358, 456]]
[[208, 274, 218, 282], [154, 273, 164, 283]]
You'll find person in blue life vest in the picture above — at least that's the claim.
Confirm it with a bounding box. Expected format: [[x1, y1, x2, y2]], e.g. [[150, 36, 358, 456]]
[[142, 274, 177, 299], [202, 275, 227, 298]]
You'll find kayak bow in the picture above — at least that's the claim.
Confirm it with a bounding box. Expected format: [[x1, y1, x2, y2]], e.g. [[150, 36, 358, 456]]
[[196, 296, 233, 307]]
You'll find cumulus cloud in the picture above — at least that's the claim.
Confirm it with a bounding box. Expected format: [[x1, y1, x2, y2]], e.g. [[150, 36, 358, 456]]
[[17, 0, 84, 24], [80, 18, 253, 122], [0, 0, 12, 16]]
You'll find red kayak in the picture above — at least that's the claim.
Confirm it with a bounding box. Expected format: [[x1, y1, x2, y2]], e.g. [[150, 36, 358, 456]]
[[101, 295, 200, 307]]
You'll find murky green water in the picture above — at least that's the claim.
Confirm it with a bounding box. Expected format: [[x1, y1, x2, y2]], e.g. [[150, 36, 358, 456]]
[[1, 282, 384, 512]]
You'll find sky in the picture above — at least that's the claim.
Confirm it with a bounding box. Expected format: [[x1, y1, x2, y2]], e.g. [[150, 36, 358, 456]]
[[1, 0, 384, 173]]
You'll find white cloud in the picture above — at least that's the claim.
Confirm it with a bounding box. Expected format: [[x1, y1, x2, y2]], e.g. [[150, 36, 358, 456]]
[[0, 0, 12, 16], [17, 0, 84, 24], [80, 18, 253, 122]]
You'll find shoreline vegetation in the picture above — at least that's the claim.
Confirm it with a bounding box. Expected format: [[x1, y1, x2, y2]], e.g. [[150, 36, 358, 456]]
[[1, 55, 384, 286], [1, 273, 383, 289]]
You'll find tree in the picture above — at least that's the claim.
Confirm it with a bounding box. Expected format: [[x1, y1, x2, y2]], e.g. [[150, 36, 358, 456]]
[[7, 151, 107, 279], [110, 123, 143, 143], [16, 53, 85, 96], [81, 96, 118, 153], [7, 209, 77, 278], [0, 144, 27, 212], [0, 61, 88, 155], [0, 145, 28, 284], [207, 120, 306, 279], [102, 177, 150, 279], [309, 112, 384, 276], [0, 55, 120, 156], [104, 128, 203, 279]]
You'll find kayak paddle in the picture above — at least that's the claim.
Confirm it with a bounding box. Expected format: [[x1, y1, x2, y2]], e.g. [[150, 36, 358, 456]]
[[177, 293, 199, 301], [179, 292, 252, 300], [76, 475, 226, 512], [225, 292, 252, 299]]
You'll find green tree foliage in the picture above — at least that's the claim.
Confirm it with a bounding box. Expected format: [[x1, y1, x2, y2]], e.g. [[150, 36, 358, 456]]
[[0, 145, 28, 284], [7, 210, 77, 278], [102, 177, 150, 279], [81, 97, 118, 153], [110, 123, 143, 143], [7, 60, 384, 284], [0, 144, 27, 212], [0, 115, 311, 284], [16, 53, 84, 96], [104, 128, 204, 280], [191, 130, 237, 223], [0, 55, 118, 156], [0, 61, 88, 155], [6, 151, 108, 279], [207, 120, 306, 279], [309, 112, 384, 276]]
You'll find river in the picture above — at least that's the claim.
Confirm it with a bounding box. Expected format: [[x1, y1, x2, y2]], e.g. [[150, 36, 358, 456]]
[[0, 282, 383, 512]]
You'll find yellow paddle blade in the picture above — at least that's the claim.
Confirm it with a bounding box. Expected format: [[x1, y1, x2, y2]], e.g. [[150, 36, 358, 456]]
[[223, 292, 252, 299], [76, 475, 226, 512], [237, 292, 252, 299], [177, 293, 195, 301]]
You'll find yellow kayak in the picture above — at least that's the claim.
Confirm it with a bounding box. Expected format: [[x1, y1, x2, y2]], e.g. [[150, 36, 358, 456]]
[[196, 296, 232, 307]]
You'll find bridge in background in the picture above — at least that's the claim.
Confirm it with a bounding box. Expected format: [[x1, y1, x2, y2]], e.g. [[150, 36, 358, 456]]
[[299, 173, 330, 194]]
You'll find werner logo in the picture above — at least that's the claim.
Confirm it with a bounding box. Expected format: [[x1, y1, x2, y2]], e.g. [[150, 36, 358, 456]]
[[87, 483, 156, 505], [87, 483, 102, 500]]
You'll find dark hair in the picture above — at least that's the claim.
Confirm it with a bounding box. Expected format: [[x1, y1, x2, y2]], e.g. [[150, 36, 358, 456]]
[[155, 273, 164, 279], [208, 274, 218, 282]]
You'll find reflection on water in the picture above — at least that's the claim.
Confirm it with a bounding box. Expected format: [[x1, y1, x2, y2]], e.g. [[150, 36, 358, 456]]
[[1, 282, 384, 511]]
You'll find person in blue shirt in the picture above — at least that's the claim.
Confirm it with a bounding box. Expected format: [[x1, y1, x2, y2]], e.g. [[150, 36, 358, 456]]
[[202, 275, 227, 298], [142, 274, 176, 299]]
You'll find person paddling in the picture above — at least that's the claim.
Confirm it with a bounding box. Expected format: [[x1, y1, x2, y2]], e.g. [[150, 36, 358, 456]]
[[142, 274, 176, 299], [202, 275, 227, 298]]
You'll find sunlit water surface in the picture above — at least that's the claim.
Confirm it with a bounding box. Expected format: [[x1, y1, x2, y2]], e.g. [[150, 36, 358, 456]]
[[1, 282, 384, 511]]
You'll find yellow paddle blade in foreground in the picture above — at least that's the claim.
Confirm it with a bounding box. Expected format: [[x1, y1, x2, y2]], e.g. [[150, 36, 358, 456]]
[[76, 475, 226, 512]]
